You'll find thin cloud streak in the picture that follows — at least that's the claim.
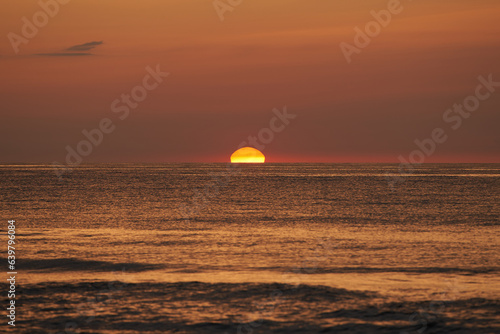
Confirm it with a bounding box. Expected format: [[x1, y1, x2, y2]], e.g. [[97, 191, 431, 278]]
[[35, 52, 92, 57], [34, 41, 103, 57], [66, 41, 103, 52]]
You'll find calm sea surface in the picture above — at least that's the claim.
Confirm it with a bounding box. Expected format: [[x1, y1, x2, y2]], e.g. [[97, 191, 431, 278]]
[[1, 163, 499, 333]]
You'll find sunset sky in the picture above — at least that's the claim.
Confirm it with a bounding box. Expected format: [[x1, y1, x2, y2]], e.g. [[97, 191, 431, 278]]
[[1, 0, 499, 163]]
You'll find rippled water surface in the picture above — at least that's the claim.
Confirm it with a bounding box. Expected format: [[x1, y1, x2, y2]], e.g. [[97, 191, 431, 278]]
[[1, 163, 499, 333]]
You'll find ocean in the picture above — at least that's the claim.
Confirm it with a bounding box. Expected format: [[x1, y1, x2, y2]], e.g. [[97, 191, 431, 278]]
[[1, 163, 499, 333]]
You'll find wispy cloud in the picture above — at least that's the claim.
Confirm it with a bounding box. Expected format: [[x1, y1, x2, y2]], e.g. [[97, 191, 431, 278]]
[[35, 52, 92, 57], [66, 41, 103, 52], [35, 41, 103, 57]]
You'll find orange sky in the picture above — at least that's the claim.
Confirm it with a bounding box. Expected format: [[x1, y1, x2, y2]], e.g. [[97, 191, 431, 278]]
[[0, 0, 499, 163]]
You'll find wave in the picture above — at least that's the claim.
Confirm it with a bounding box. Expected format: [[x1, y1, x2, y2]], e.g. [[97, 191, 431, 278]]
[[10, 257, 498, 276], [17, 281, 499, 333], [16, 258, 163, 272], [272, 266, 500, 275]]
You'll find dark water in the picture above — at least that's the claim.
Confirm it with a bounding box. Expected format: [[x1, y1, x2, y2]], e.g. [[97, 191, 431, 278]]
[[1, 163, 499, 333]]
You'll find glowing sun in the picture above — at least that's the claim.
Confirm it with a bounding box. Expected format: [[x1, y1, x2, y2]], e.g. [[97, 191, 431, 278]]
[[230, 147, 265, 163]]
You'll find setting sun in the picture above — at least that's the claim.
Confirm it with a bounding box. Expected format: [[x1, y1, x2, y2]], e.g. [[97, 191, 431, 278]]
[[230, 147, 265, 163]]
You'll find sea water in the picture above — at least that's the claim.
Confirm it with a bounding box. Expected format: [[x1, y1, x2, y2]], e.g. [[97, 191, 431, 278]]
[[1, 163, 498, 333]]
